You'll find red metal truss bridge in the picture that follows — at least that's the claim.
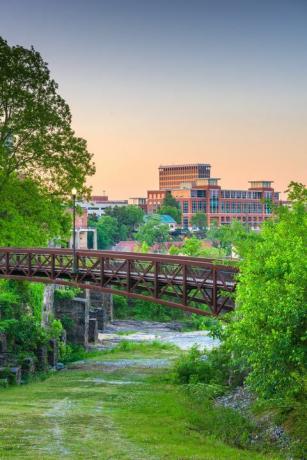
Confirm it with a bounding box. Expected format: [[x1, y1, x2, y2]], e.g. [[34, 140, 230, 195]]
[[0, 248, 238, 316]]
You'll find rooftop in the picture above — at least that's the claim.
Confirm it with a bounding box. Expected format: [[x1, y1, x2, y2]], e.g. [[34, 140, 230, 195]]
[[159, 163, 211, 169]]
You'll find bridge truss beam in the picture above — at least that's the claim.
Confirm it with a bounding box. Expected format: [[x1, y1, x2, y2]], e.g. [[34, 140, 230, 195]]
[[0, 248, 238, 316]]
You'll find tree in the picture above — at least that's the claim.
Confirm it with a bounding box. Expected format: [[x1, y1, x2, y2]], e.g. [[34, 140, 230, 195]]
[[0, 37, 95, 197], [96, 215, 119, 249], [136, 216, 169, 246], [207, 220, 256, 256], [105, 205, 144, 238], [226, 183, 307, 399], [158, 192, 182, 224], [191, 213, 207, 235], [0, 174, 71, 247], [158, 205, 181, 224]]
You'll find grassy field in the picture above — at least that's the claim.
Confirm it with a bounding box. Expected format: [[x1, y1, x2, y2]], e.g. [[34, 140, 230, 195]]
[[0, 343, 282, 460]]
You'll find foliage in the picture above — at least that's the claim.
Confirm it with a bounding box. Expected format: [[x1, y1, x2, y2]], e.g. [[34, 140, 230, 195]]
[[169, 236, 226, 258], [191, 212, 207, 234], [162, 191, 180, 209], [207, 220, 258, 255], [0, 280, 63, 361], [113, 295, 186, 321], [158, 205, 181, 224], [96, 215, 120, 249], [226, 183, 307, 399], [173, 345, 244, 388], [0, 36, 95, 197], [54, 287, 81, 301], [135, 215, 170, 246], [0, 174, 71, 247], [158, 191, 182, 224], [286, 181, 307, 204], [105, 205, 144, 238]]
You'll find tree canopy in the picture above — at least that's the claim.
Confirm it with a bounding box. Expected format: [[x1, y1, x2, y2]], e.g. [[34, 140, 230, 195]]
[[226, 183, 307, 399], [104, 205, 144, 238], [0, 36, 95, 197], [191, 213, 207, 235], [158, 192, 182, 223], [136, 216, 169, 246]]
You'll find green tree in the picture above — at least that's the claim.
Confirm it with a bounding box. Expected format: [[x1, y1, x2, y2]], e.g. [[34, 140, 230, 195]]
[[0, 36, 95, 197], [158, 192, 182, 224], [207, 220, 256, 256], [136, 216, 169, 246], [105, 205, 144, 238], [0, 175, 71, 247], [191, 213, 207, 235], [96, 215, 119, 249], [226, 183, 307, 399], [158, 205, 181, 224]]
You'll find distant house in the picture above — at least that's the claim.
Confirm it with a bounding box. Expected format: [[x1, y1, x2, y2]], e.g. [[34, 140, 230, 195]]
[[144, 214, 177, 232], [112, 241, 138, 252]]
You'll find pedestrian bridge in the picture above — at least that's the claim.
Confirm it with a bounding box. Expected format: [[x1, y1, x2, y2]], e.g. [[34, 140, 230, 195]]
[[0, 248, 238, 316]]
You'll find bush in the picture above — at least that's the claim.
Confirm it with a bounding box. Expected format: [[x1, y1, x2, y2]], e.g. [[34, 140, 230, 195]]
[[226, 194, 307, 399], [173, 345, 245, 388], [113, 295, 186, 322], [54, 287, 81, 300]]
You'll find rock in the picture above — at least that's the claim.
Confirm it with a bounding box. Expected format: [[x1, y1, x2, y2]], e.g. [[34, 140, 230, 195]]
[[21, 357, 35, 376], [56, 362, 65, 371], [8, 367, 21, 385], [215, 386, 254, 412], [48, 339, 58, 367]]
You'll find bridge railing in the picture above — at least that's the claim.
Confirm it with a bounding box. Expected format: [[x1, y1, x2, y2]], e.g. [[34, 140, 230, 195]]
[[0, 248, 238, 316]]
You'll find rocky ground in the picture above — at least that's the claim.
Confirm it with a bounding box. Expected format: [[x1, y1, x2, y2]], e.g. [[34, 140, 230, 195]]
[[98, 319, 220, 350]]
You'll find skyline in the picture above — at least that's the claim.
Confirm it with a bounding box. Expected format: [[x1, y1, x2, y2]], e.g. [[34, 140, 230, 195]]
[[1, 0, 307, 198]]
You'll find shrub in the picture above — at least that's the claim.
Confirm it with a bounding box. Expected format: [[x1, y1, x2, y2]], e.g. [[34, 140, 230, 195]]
[[173, 345, 245, 388], [226, 193, 307, 399]]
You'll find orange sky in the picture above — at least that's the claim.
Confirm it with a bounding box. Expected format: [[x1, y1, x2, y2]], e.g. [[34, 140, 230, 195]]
[[2, 1, 306, 199], [73, 109, 306, 199]]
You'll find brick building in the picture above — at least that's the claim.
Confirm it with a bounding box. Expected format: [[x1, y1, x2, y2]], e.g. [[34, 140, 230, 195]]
[[128, 197, 147, 213], [159, 163, 211, 190], [147, 164, 281, 229]]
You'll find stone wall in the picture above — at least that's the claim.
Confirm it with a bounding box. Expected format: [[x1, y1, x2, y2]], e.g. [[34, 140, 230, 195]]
[[53, 290, 113, 346], [54, 296, 90, 347]]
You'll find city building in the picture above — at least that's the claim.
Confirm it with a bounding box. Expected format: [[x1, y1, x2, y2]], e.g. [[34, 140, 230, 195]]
[[69, 209, 97, 250], [173, 179, 280, 229], [147, 190, 166, 213], [128, 197, 147, 212], [159, 163, 211, 190], [78, 195, 128, 218], [147, 164, 282, 229]]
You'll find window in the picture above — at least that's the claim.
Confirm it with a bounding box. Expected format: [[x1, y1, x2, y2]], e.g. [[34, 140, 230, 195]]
[[198, 201, 206, 212], [192, 201, 198, 213], [183, 201, 189, 213], [210, 190, 219, 213]]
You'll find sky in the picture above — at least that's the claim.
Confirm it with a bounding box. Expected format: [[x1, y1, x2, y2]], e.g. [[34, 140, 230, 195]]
[[1, 0, 306, 198]]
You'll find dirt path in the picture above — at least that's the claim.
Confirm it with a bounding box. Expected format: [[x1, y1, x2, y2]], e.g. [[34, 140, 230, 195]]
[[0, 328, 279, 460]]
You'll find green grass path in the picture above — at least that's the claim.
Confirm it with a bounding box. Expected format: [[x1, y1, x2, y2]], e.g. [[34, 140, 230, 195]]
[[0, 346, 281, 460]]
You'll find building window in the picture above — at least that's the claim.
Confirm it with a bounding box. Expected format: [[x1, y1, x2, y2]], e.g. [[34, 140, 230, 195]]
[[210, 190, 219, 213], [198, 201, 206, 212], [183, 217, 189, 228], [183, 201, 189, 213], [192, 201, 198, 213]]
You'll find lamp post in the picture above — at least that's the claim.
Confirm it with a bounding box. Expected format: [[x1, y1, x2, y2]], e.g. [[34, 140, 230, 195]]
[[71, 187, 77, 274]]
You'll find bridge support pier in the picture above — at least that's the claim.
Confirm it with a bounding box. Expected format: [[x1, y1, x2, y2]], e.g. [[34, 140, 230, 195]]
[[54, 290, 113, 347]]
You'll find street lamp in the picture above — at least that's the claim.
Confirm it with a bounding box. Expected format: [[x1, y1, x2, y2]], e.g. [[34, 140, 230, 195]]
[[71, 187, 77, 274]]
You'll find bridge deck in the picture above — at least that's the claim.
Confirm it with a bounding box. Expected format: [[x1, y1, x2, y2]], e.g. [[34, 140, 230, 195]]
[[0, 248, 238, 316]]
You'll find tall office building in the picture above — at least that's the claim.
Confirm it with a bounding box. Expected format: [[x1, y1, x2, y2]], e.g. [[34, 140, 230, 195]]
[[159, 163, 211, 190]]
